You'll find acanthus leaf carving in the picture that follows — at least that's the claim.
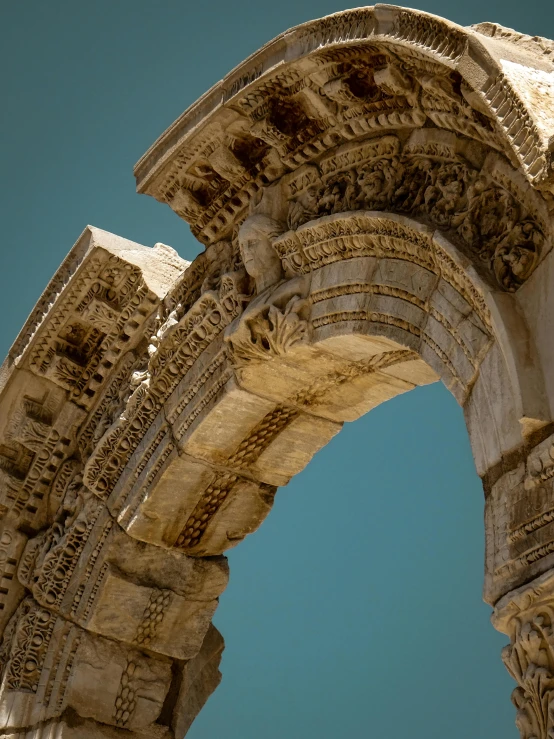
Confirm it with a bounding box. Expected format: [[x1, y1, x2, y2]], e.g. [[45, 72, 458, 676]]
[[2, 10, 554, 737], [494, 573, 554, 739], [502, 614, 554, 739], [226, 294, 309, 366]]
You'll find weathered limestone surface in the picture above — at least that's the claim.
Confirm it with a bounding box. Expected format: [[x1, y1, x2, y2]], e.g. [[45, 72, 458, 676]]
[[1, 6, 554, 737]]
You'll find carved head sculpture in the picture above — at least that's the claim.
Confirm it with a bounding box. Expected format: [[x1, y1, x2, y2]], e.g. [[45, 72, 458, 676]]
[[493, 222, 541, 291], [300, 184, 322, 212], [238, 214, 284, 293]]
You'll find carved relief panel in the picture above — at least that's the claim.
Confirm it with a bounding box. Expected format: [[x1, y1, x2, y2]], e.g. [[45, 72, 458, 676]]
[[24, 252, 160, 410], [1, 7, 554, 738], [0, 372, 84, 533], [486, 433, 554, 603], [282, 130, 549, 291]]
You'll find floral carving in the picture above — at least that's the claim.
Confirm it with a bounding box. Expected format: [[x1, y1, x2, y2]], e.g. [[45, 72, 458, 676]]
[[5, 598, 57, 691], [26, 477, 97, 610], [502, 612, 554, 739], [285, 138, 546, 291], [227, 295, 309, 365], [1, 10, 553, 738]]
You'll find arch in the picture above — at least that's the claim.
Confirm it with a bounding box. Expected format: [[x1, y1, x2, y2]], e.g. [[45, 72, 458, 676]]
[[135, 4, 554, 243], [0, 6, 553, 739]]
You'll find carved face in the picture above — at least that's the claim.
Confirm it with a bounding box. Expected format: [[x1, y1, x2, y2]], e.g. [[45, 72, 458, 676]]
[[238, 215, 284, 292], [299, 185, 321, 211], [239, 236, 266, 280]]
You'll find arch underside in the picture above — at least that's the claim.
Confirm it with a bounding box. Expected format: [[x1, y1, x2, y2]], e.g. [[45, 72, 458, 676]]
[[0, 5, 554, 738]]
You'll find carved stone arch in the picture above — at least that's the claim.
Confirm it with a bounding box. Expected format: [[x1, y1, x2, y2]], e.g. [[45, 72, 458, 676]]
[[221, 205, 551, 601], [135, 4, 554, 245], [265, 207, 531, 459], [1, 6, 554, 739]]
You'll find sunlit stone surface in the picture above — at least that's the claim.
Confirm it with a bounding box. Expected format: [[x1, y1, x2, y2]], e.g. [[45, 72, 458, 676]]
[[1, 7, 554, 737]]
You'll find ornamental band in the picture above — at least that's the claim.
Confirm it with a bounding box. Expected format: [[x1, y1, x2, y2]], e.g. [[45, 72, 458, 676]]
[[1, 6, 554, 738]]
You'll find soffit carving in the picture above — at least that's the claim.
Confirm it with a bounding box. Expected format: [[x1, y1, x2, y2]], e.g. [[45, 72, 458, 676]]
[[1, 9, 554, 738], [134, 4, 554, 259]]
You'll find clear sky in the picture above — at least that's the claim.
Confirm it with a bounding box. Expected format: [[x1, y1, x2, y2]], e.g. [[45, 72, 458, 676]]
[[1, 1, 553, 737]]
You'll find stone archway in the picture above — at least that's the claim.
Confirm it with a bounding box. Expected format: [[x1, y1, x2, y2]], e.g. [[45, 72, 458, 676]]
[[0, 6, 553, 738]]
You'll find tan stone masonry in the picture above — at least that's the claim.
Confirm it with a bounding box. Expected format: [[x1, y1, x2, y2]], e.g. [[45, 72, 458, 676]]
[[1, 6, 554, 736]]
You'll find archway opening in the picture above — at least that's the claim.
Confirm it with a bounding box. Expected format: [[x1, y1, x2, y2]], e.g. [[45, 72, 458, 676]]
[[192, 382, 516, 738]]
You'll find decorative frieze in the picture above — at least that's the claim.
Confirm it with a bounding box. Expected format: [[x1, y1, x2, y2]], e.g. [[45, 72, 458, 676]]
[[1, 6, 554, 738], [0, 599, 172, 732], [282, 131, 547, 291], [135, 6, 554, 249], [486, 433, 554, 603]]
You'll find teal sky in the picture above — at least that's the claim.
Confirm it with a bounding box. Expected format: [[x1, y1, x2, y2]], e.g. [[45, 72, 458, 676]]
[[1, 1, 553, 737]]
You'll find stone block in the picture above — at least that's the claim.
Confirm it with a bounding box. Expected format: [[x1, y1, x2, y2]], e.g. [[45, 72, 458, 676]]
[[310, 288, 373, 324], [303, 369, 416, 423], [22, 500, 228, 659], [247, 412, 342, 486], [483, 434, 554, 603], [309, 256, 378, 295], [172, 624, 224, 738], [484, 463, 526, 603], [423, 314, 476, 387], [177, 477, 276, 556], [175, 377, 276, 467], [120, 453, 276, 555], [120, 454, 218, 545], [429, 278, 473, 326], [0, 602, 172, 732], [464, 341, 523, 474], [83, 574, 218, 661], [380, 357, 439, 386], [419, 339, 466, 405], [371, 258, 438, 300], [112, 425, 179, 523], [312, 317, 423, 364]]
